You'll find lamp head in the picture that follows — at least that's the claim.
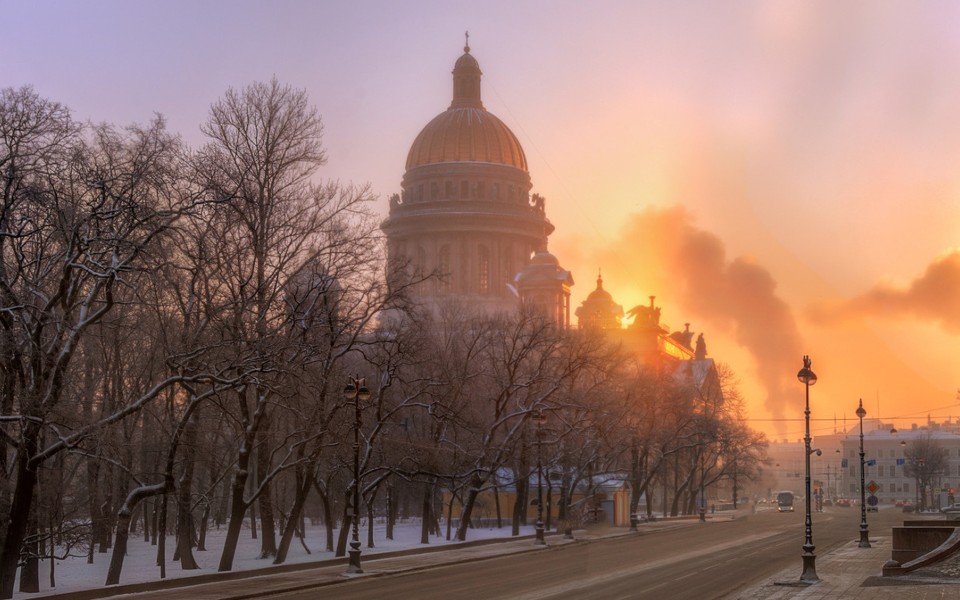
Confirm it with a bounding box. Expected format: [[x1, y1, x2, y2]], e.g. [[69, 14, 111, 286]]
[[357, 382, 371, 402], [797, 355, 817, 385], [856, 398, 866, 420]]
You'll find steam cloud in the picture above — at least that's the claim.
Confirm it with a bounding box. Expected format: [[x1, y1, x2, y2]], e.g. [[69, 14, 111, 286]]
[[826, 250, 960, 332], [581, 206, 804, 421]]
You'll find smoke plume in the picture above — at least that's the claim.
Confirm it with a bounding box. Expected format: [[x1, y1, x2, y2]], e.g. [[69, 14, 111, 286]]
[[822, 250, 960, 333], [567, 205, 804, 420]]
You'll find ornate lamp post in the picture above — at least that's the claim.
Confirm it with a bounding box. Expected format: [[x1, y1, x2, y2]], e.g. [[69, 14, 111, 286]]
[[797, 355, 819, 584], [856, 399, 870, 548], [533, 409, 547, 545], [344, 375, 371, 574]]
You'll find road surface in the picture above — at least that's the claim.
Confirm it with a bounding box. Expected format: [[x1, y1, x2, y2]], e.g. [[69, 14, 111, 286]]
[[262, 505, 904, 600]]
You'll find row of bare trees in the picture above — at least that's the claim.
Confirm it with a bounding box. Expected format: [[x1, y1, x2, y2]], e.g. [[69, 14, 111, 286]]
[[0, 81, 767, 598]]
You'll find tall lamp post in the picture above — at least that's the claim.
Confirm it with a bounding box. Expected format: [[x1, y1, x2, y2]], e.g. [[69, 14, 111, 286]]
[[533, 410, 547, 545], [797, 355, 819, 584], [856, 399, 870, 548], [344, 375, 371, 574]]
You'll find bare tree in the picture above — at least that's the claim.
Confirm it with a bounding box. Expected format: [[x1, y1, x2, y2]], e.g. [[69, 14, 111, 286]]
[[0, 86, 217, 599], [904, 433, 949, 511]]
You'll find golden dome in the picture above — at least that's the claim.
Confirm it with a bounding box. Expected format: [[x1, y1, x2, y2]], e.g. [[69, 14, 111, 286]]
[[405, 46, 528, 172]]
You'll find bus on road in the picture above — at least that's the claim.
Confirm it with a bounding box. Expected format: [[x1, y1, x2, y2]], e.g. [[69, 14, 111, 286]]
[[776, 491, 795, 512]]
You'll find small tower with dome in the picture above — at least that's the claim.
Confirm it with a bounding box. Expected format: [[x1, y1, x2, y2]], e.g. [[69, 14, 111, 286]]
[[514, 249, 574, 328], [575, 271, 624, 331]]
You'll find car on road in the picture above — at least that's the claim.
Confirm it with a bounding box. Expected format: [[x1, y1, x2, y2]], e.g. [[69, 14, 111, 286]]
[[902, 501, 915, 513]]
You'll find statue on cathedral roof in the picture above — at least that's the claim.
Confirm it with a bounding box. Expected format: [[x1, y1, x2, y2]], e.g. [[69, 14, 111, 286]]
[[695, 333, 707, 360]]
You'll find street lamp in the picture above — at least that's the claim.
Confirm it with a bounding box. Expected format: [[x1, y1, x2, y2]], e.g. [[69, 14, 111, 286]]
[[344, 375, 371, 574], [533, 409, 547, 546], [856, 399, 870, 548], [796, 355, 819, 584]]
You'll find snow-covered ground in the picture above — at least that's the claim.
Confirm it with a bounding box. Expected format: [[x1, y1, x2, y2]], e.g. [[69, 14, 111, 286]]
[[13, 520, 537, 599]]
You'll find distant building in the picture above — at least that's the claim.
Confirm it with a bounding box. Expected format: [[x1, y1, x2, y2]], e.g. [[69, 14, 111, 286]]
[[381, 41, 571, 326], [767, 418, 960, 508]]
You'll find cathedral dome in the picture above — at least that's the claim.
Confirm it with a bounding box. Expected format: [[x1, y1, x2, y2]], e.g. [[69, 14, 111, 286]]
[[405, 110, 528, 171], [405, 45, 528, 172]]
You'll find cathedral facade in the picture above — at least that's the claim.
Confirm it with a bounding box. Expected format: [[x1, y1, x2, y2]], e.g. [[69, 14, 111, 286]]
[[381, 41, 572, 325]]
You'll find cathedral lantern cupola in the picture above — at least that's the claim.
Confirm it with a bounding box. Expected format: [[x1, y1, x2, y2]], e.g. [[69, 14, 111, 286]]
[[450, 35, 483, 109]]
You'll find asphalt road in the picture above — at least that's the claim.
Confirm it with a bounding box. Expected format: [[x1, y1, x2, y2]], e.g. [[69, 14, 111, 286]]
[[265, 505, 906, 600]]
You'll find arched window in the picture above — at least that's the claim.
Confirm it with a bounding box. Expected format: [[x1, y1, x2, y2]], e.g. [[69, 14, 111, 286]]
[[478, 246, 490, 294], [438, 245, 451, 292]]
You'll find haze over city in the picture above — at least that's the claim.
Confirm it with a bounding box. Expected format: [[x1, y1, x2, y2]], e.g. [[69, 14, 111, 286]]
[[6, 0, 959, 439]]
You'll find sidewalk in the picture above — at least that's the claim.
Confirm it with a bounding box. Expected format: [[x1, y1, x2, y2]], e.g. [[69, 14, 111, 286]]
[[30, 517, 960, 600], [29, 526, 645, 600], [732, 534, 960, 600]]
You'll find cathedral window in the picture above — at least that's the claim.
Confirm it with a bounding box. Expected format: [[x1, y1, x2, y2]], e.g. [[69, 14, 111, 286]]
[[478, 246, 490, 294], [492, 183, 500, 199], [461, 180, 469, 198], [445, 181, 454, 198], [431, 182, 439, 200], [438, 245, 451, 292], [417, 184, 424, 202]]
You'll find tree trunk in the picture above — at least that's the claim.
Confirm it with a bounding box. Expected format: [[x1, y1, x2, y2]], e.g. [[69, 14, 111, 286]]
[[217, 462, 251, 572], [420, 482, 431, 544], [107, 509, 134, 586], [0, 425, 41, 600], [156, 492, 168, 579], [274, 471, 312, 564], [545, 482, 553, 530], [385, 484, 395, 540], [176, 412, 199, 570], [256, 414, 277, 559], [18, 519, 38, 593], [197, 504, 209, 551], [106, 483, 167, 586], [366, 496, 375, 549], [314, 482, 334, 552], [455, 478, 482, 541]]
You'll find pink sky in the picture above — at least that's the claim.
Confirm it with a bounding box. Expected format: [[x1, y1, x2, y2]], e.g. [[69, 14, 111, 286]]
[[6, 1, 959, 439]]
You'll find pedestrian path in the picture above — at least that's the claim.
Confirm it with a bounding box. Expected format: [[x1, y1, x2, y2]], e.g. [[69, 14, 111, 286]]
[[731, 535, 960, 600]]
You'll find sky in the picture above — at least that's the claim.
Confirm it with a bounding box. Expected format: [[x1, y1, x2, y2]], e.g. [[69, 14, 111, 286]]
[[5, 0, 959, 441]]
